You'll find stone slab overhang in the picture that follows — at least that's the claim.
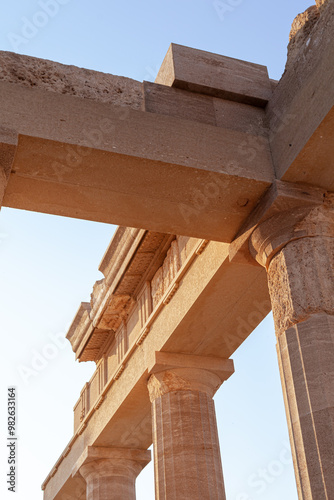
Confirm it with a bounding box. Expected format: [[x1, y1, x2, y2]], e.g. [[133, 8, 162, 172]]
[[0, 44, 276, 242]]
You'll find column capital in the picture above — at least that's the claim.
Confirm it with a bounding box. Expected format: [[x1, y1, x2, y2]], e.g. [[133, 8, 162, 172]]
[[147, 351, 234, 402], [249, 202, 334, 269], [73, 446, 151, 480]]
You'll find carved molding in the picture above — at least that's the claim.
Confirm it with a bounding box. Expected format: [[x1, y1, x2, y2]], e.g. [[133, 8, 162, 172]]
[[136, 327, 150, 346], [113, 364, 125, 381], [163, 282, 179, 305]]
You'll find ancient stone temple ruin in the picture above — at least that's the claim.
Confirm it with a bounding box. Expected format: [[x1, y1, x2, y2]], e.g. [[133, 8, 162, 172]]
[[0, 1, 333, 498]]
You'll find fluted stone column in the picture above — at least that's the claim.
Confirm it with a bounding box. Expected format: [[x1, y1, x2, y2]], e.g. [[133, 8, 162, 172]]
[[147, 351, 234, 500], [74, 446, 151, 500], [250, 203, 334, 500]]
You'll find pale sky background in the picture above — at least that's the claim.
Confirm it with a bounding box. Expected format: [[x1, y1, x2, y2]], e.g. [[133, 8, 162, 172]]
[[0, 1, 314, 499]]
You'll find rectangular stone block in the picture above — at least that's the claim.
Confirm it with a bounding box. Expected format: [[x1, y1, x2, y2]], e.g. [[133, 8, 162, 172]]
[[155, 43, 272, 107]]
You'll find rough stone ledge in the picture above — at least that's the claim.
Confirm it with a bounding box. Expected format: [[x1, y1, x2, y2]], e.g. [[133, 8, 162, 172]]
[[286, 0, 332, 69], [0, 51, 143, 109]]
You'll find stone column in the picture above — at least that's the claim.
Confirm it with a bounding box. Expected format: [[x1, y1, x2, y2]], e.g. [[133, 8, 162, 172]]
[[74, 446, 151, 500], [147, 351, 234, 500], [250, 203, 334, 500]]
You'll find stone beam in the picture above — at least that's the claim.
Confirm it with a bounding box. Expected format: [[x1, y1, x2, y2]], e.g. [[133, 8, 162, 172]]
[[0, 51, 274, 242], [267, 0, 334, 190]]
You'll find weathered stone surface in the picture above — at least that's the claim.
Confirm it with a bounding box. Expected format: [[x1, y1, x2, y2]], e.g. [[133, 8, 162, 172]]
[[0, 51, 143, 109], [250, 203, 334, 335], [287, 6, 320, 67], [289, 6, 319, 42], [268, 237, 334, 335], [316, 0, 328, 10]]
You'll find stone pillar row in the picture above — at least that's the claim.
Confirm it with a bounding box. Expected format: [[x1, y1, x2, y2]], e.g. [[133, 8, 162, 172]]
[[250, 202, 334, 500], [75, 352, 234, 500]]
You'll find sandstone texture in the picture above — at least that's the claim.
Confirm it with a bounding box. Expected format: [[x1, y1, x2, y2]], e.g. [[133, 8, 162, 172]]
[[289, 6, 320, 42], [0, 51, 143, 109], [316, 0, 328, 10], [287, 1, 332, 68]]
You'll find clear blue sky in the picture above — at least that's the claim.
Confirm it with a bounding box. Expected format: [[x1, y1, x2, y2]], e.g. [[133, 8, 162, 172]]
[[0, 1, 313, 499]]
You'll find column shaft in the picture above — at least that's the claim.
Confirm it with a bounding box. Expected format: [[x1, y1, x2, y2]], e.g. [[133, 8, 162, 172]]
[[152, 389, 225, 500], [276, 314, 334, 499], [147, 355, 234, 500], [251, 205, 334, 500]]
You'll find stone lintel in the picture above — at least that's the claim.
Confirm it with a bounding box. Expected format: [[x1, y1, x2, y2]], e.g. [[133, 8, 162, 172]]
[[229, 180, 333, 266], [155, 43, 272, 107], [72, 446, 151, 478]]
